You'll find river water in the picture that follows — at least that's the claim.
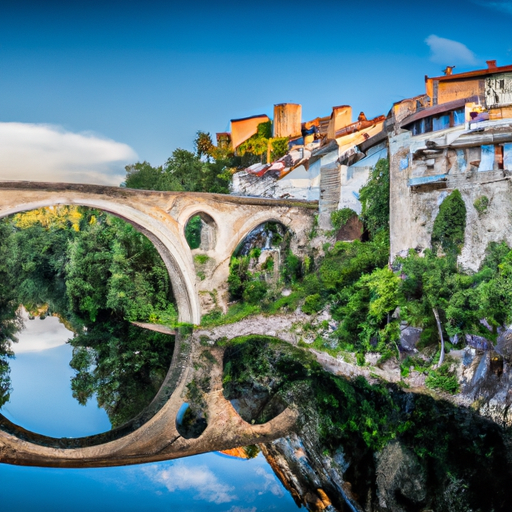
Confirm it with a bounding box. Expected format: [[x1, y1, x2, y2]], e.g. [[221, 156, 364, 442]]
[[0, 313, 298, 512]]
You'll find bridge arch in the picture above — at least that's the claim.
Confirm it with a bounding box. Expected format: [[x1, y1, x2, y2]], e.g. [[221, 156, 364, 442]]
[[0, 183, 315, 466], [226, 211, 296, 258], [183, 211, 218, 252], [0, 198, 201, 324]]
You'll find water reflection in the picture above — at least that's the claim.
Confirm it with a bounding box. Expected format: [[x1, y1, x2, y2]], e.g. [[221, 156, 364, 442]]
[[1, 309, 110, 437], [0, 314, 298, 511], [0, 452, 298, 511]]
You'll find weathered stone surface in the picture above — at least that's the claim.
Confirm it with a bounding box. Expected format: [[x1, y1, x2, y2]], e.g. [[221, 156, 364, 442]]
[[0, 182, 317, 468], [497, 328, 512, 361], [375, 442, 427, 511], [399, 326, 422, 353]]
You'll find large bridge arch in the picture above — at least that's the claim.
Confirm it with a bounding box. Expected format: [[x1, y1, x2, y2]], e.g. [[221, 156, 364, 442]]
[[0, 196, 201, 324]]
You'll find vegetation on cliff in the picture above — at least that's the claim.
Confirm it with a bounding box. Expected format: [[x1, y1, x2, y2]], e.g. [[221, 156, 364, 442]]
[[202, 159, 512, 379]]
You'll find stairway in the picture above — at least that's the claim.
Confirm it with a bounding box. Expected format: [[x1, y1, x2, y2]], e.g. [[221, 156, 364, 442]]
[[319, 162, 341, 229]]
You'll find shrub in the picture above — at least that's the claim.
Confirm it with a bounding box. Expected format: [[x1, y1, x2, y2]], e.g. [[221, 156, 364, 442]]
[[425, 364, 459, 394], [194, 254, 210, 265], [431, 190, 467, 255], [474, 195, 490, 217], [330, 208, 358, 230], [242, 280, 267, 304], [302, 294, 323, 314]]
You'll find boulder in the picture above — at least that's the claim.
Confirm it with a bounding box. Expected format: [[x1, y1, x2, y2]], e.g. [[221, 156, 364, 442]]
[[399, 327, 422, 353], [497, 328, 512, 361]]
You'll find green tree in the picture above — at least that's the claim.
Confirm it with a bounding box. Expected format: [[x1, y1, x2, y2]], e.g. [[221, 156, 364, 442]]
[[398, 251, 459, 365], [194, 131, 214, 162], [431, 189, 467, 255], [359, 159, 390, 239], [124, 161, 163, 190]]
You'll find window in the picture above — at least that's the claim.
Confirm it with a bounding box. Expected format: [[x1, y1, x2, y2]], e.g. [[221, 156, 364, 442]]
[[452, 108, 465, 127], [407, 107, 465, 135], [432, 113, 450, 131]]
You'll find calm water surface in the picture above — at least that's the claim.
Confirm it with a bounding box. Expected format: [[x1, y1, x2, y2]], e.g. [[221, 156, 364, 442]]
[[0, 314, 297, 512]]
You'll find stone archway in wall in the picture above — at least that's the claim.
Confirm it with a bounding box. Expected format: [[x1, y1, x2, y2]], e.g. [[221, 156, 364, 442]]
[[0, 198, 201, 325]]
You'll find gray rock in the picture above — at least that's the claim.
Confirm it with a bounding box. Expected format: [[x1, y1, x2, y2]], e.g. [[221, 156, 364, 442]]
[[465, 334, 491, 351], [497, 328, 512, 361], [375, 442, 427, 511], [399, 327, 422, 353]]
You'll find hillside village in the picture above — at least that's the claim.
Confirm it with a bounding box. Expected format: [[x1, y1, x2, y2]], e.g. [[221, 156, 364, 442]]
[[218, 60, 512, 269]]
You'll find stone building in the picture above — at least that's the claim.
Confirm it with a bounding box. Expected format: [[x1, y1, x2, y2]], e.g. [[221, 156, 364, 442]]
[[389, 60, 512, 269], [229, 103, 387, 231]]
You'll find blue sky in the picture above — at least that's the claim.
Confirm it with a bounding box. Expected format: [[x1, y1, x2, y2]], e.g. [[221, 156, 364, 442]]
[[1, 0, 512, 184]]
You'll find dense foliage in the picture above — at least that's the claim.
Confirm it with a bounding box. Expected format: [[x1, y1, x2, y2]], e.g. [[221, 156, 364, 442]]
[[330, 208, 358, 230], [124, 131, 233, 194], [0, 207, 177, 426], [431, 189, 467, 255], [359, 158, 390, 239], [237, 121, 289, 163]]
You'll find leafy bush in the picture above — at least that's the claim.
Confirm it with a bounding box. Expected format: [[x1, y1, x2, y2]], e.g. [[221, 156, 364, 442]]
[[282, 252, 302, 284], [431, 190, 467, 254], [194, 254, 210, 265], [302, 294, 323, 314], [271, 137, 289, 160], [242, 280, 268, 304], [425, 364, 459, 394], [330, 208, 358, 230]]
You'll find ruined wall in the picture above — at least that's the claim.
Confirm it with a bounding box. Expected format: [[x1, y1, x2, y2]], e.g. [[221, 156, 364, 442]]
[[390, 126, 512, 270]]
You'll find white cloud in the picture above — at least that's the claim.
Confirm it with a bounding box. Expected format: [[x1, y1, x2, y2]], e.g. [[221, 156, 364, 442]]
[[254, 466, 284, 497], [0, 123, 137, 186], [228, 507, 257, 512], [471, 1, 512, 15], [13, 308, 72, 353], [425, 35, 478, 65], [143, 462, 236, 504]]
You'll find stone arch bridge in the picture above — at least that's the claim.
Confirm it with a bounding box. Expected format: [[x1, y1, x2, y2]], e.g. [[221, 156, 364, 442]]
[[0, 181, 317, 468]]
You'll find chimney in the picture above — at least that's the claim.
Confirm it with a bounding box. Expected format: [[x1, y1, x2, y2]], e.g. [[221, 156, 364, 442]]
[[486, 60, 497, 69], [273, 104, 302, 138]]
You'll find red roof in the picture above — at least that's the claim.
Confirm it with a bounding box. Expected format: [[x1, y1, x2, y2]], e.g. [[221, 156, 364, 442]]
[[426, 63, 512, 82]]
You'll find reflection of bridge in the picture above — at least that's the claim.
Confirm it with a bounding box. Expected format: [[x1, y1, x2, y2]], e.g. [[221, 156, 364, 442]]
[[0, 181, 316, 467]]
